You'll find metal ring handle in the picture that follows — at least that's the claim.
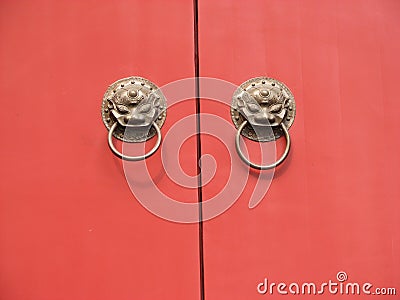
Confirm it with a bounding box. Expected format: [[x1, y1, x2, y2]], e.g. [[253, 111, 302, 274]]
[[108, 122, 162, 161], [235, 121, 291, 170]]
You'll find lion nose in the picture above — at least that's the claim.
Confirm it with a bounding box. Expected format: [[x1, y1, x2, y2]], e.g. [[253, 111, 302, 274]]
[[130, 115, 146, 125], [254, 115, 269, 124], [267, 114, 276, 123]]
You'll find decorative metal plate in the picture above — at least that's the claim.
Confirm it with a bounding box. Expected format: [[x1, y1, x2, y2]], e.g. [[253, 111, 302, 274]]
[[101, 76, 167, 143], [231, 77, 296, 142]]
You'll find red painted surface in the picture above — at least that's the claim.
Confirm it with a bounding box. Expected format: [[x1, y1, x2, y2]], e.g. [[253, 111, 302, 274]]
[[1, 0, 400, 299], [199, 0, 400, 299], [0, 1, 199, 299]]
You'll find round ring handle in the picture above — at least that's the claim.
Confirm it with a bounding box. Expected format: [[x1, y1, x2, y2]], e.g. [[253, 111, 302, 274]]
[[235, 121, 291, 170], [108, 122, 162, 161]]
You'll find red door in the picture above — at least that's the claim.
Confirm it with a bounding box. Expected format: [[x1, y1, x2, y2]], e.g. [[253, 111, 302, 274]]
[[1, 1, 399, 300], [0, 1, 200, 299], [199, 0, 400, 299]]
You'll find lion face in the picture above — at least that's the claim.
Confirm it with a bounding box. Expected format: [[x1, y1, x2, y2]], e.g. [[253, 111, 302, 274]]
[[108, 85, 162, 128], [239, 82, 290, 127]]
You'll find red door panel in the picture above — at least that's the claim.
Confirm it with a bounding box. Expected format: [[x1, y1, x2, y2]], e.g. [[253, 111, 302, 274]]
[[0, 1, 199, 299], [2, 0, 400, 299], [199, 0, 400, 299]]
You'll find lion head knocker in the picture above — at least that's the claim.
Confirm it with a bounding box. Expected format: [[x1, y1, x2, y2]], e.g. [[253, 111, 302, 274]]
[[231, 77, 296, 170], [101, 76, 167, 143], [231, 77, 295, 142], [101, 76, 167, 161]]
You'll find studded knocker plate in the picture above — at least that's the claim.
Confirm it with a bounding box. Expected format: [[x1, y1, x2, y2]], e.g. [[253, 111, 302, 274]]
[[101, 76, 166, 160], [231, 77, 296, 170]]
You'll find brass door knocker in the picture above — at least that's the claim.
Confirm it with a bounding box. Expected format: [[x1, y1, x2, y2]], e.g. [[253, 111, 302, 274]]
[[231, 77, 296, 170], [101, 76, 167, 161]]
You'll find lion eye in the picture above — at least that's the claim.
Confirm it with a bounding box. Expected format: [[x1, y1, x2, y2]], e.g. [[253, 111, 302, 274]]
[[138, 103, 151, 113], [269, 104, 282, 113], [153, 98, 160, 107], [237, 98, 245, 108], [247, 103, 261, 113], [116, 104, 130, 114]]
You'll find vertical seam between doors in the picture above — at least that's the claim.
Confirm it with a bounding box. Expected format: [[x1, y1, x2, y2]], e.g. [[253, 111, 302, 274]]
[[193, 0, 205, 299]]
